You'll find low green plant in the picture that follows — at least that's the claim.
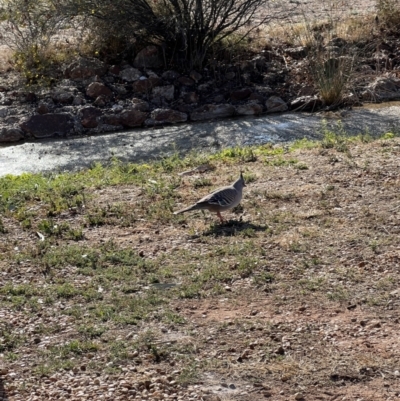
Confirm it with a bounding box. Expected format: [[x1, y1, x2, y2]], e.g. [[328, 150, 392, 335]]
[[320, 121, 350, 152], [193, 178, 212, 189]]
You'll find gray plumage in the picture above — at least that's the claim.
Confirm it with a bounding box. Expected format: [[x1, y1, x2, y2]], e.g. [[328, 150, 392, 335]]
[[174, 172, 246, 222]]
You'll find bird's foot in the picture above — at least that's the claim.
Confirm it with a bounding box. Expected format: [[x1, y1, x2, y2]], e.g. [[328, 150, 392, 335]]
[[217, 211, 224, 223]]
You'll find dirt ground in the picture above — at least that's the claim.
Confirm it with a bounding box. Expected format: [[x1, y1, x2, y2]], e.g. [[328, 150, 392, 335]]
[[1, 134, 400, 400], [259, 0, 377, 23]]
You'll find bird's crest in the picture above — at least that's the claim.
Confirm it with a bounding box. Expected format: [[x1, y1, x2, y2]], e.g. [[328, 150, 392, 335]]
[[240, 171, 246, 186]]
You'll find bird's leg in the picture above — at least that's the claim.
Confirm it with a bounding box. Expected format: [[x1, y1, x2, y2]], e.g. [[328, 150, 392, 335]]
[[217, 211, 224, 223]]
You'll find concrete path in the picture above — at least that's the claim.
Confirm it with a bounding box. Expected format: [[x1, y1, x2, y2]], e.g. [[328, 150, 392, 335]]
[[0, 102, 399, 176]]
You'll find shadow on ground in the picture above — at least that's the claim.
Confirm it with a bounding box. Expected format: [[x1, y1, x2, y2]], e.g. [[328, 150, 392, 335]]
[[200, 219, 268, 237]]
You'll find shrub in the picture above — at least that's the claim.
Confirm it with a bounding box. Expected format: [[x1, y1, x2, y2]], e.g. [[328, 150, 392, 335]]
[[0, 0, 70, 81], [309, 49, 355, 106], [73, 0, 272, 69], [295, 4, 358, 107]]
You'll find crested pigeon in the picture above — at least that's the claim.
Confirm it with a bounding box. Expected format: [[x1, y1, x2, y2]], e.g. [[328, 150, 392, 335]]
[[174, 172, 246, 222]]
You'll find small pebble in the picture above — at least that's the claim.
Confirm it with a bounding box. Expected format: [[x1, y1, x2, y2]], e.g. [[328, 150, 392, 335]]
[[294, 392, 305, 400]]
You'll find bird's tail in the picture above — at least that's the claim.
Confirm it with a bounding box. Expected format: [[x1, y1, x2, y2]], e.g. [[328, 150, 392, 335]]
[[173, 204, 198, 215]]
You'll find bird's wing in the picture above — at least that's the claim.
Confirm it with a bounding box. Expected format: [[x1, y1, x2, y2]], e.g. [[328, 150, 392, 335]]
[[197, 187, 238, 207]]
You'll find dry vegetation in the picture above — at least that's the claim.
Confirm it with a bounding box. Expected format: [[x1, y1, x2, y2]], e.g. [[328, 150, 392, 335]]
[[0, 0, 399, 109], [1, 128, 400, 400]]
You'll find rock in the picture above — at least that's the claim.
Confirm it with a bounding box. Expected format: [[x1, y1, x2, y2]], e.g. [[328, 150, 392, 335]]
[[5, 116, 19, 125], [108, 65, 121, 75], [20, 114, 74, 138], [51, 91, 74, 104], [86, 82, 113, 98], [294, 393, 304, 400], [37, 102, 50, 115], [367, 319, 381, 329], [102, 114, 121, 126], [265, 96, 288, 113], [149, 108, 188, 125], [119, 67, 141, 82], [343, 92, 360, 106], [97, 123, 123, 132], [133, 45, 163, 68], [111, 104, 123, 113], [230, 88, 252, 101], [190, 71, 202, 82], [93, 95, 108, 107], [191, 104, 235, 121], [198, 82, 213, 92], [131, 98, 150, 112], [103, 76, 115, 84], [64, 57, 107, 80], [0, 106, 8, 118], [248, 92, 265, 102], [285, 46, 307, 59], [290, 96, 323, 111], [361, 76, 400, 101], [176, 76, 195, 86], [80, 106, 103, 128], [225, 72, 236, 80], [146, 70, 159, 79], [72, 95, 85, 106], [183, 92, 199, 103], [236, 102, 263, 115], [247, 92, 269, 103], [119, 109, 148, 127], [111, 84, 128, 95], [0, 97, 12, 106], [0, 127, 24, 142], [132, 77, 161, 93], [152, 85, 175, 101], [58, 79, 77, 88], [162, 70, 181, 81], [214, 95, 225, 103]]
